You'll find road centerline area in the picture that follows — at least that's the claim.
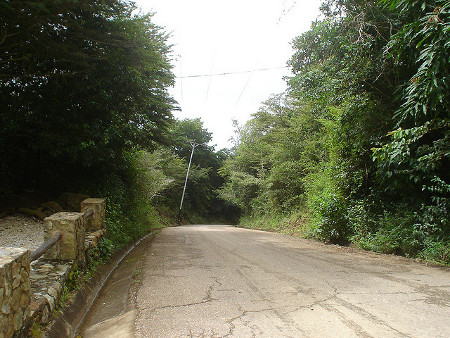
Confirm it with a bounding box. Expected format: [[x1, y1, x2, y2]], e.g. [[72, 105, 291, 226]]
[[135, 225, 450, 337]]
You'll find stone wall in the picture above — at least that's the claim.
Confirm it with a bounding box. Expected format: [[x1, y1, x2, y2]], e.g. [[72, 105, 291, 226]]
[[0, 198, 106, 337], [0, 248, 30, 338]]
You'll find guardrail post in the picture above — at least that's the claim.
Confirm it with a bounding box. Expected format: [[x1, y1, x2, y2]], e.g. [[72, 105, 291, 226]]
[[43, 212, 85, 264], [0, 247, 31, 337], [80, 198, 106, 231]]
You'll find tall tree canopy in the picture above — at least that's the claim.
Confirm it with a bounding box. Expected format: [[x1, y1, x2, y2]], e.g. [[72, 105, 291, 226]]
[[0, 0, 175, 192], [162, 118, 238, 222], [220, 0, 449, 263]]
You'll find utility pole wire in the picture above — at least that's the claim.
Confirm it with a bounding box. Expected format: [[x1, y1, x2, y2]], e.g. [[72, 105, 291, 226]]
[[176, 66, 288, 79]]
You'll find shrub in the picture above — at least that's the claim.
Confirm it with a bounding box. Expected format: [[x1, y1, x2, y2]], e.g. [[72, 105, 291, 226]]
[[304, 168, 350, 244], [419, 240, 450, 265], [97, 149, 182, 248]]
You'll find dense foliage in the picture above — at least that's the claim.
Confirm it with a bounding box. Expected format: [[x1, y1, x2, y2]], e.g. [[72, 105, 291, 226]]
[[220, 0, 449, 264], [156, 118, 240, 223], [86, 118, 236, 247], [0, 1, 227, 247], [1, 0, 447, 263], [0, 0, 175, 193]]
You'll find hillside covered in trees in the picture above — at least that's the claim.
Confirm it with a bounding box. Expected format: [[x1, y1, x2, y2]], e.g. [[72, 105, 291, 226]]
[[0, 0, 236, 246], [220, 0, 449, 264], [1, 0, 448, 264]]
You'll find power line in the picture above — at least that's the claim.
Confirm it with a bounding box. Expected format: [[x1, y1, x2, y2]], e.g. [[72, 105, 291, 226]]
[[176, 66, 288, 79]]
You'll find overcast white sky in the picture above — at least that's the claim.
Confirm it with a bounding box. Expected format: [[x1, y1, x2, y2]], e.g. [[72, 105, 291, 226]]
[[135, 0, 322, 149]]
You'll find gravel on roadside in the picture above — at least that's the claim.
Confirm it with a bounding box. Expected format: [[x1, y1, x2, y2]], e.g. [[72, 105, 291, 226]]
[[0, 215, 44, 251]]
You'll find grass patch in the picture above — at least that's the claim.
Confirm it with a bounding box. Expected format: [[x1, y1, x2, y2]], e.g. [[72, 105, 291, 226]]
[[239, 211, 308, 237]]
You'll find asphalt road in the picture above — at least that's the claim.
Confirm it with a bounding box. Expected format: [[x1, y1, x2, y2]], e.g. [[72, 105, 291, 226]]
[[83, 225, 450, 337]]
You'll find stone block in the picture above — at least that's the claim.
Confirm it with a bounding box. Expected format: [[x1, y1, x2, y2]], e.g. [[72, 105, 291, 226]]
[[44, 212, 85, 263], [81, 198, 106, 231], [0, 247, 30, 338]]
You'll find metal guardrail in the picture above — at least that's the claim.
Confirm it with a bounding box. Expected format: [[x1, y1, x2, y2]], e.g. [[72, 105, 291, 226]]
[[31, 232, 62, 261]]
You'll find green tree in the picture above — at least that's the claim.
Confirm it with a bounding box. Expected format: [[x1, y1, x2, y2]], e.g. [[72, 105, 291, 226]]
[[219, 94, 323, 215], [167, 118, 238, 222], [219, 0, 449, 262], [285, 0, 400, 242], [372, 0, 449, 243], [0, 0, 175, 192]]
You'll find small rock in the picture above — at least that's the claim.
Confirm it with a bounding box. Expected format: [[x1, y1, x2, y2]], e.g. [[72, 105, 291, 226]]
[[41, 201, 64, 213], [58, 192, 90, 211], [17, 207, 46, 220]]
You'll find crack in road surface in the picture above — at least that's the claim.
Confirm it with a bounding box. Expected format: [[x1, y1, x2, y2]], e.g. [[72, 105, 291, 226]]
[[125, 225, 449, 337], [144, 276, 222, 313]]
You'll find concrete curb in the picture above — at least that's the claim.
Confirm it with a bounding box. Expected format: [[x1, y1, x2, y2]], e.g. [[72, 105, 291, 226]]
[[44, 232, 156, 337]]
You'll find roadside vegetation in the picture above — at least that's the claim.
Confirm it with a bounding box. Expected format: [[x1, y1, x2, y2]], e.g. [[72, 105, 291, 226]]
[[219, 0, 449, 265], [0, 0, 236, 251], [1, 0, 448, 265]]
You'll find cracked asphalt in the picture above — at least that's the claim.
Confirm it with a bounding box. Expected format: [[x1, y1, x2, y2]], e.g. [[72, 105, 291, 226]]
[[133, 225, 450, 337]]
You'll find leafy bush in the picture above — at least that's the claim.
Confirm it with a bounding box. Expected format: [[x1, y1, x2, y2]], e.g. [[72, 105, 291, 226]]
[[98, 149, 184, 248], [239, 210, 307, 235], [353, 209, 425, 255], [419, 240, 450, 265], [304, 168, 350, 244]]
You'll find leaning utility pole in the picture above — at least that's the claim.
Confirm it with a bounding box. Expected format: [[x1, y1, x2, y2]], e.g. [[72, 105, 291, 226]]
[[177, 142, 201, 223]]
